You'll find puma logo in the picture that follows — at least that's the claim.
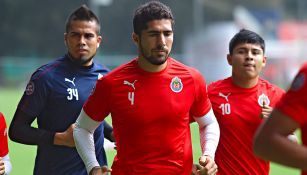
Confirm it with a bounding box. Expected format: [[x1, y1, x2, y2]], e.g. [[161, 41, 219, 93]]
[[219, 92, 231, 102], [123, 80, 137, 90], [65, 77, 76, 86]]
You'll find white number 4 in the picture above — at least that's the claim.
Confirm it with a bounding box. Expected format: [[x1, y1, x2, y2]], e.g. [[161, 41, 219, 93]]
[[219, 103, 231, 115]]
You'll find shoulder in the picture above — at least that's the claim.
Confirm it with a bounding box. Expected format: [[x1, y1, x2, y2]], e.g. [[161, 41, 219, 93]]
[[259, 78, 285, 93], [93, 61, 110, 73], [169, 58, 205, 81], [31, 57, 64, 80], [103, 59, 136, 79], [208, 77, 231, 92]]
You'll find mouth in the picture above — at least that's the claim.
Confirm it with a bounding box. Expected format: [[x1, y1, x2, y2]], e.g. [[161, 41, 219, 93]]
[[243, 63, 255, 70]]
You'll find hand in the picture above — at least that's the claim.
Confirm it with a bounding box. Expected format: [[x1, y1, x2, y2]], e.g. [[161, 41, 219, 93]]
[[54, 124, 76, 147], [0, 157, 5, 175], [260, 102, 272, 118], [197, 155, 218, 175], [89, 166, 112, 175]]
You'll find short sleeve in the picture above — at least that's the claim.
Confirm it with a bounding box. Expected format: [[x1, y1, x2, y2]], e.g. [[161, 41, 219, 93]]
[[189, 69, 212, 118], [83, 77, 111, 122], [0, 113, 8, 157], [277, 65, 307, 125]]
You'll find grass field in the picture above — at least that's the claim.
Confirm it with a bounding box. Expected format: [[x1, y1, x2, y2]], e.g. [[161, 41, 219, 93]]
[[0, 88, 300, 175]]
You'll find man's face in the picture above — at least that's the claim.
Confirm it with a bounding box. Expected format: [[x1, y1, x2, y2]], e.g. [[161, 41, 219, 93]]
[[227, 43, 266, 80], [64, 20, 101, 66], [135, 19, 173, 65]]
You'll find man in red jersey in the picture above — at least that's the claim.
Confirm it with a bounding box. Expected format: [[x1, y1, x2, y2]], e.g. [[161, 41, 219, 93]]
[[208, 29, 291, 175], [0, 112, 12, 175], [254, 63, 307, 175], [73, 1, 220, 175]]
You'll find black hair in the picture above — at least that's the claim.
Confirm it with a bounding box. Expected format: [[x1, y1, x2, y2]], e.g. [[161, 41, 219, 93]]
[[133, 1, 174, 35], [229, 29, 265, 54], [65, 4, 100, 34]]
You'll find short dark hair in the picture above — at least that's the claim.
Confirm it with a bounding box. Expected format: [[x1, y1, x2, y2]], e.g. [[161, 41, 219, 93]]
[[65, 4, 100, 34], [133, 1, 174, 35], [229, 29, 265, 54]]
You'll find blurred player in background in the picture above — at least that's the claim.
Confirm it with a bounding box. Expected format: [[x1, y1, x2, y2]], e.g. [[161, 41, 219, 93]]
[[0, 112, 12, 175], [73, 1, 219, 175], [254, 62, 307, 175], [9, 5, 114, 175], [207, 29, 293, 175]]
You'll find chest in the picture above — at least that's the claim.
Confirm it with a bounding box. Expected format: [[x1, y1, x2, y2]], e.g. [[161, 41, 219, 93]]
[[109, 75, 195, 125]]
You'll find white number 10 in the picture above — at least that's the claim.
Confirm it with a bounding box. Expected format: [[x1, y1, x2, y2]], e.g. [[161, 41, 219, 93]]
[[219, 103, 231, 115]]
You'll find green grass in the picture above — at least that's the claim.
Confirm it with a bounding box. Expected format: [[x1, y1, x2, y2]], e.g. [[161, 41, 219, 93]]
[[0, 88, 301, 175]]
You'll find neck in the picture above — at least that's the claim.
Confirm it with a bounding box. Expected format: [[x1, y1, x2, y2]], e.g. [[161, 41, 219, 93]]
[[137, 56, 168, 72], [232, 75, 259, 88]]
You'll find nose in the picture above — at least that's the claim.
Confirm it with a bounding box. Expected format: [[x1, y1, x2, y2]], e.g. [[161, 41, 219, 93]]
[[79, 36, 86, 46], [246, 51, 254, 60], [157, 34, 166, 47]]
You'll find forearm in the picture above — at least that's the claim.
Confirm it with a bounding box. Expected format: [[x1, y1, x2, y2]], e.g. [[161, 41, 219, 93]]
[[74, 109, 101, 174], [256, 132, 307, 169], [9, 109, 54, 146], [194, 109, 220, 159], [103, 121, 115, 142]]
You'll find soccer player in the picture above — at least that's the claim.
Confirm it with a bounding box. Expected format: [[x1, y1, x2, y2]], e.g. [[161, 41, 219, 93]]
[[207, 29, 286, 174], [8, 5, 114, 175], [73, 1, 220, 175], [0, 112, 12, 175], [254, 62, 307, 175]]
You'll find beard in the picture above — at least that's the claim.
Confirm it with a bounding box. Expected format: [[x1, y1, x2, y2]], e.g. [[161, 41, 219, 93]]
[[68, 53, 94, 66], [139, 45, 169, 65]]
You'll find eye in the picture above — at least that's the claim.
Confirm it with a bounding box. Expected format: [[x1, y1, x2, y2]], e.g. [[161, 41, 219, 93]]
[[85, 33, 95, 39]]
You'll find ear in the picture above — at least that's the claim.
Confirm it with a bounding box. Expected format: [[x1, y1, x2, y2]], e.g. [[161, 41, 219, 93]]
[[64, 33, 68, 46], [226, 54, 232, 66], [97, 35, 102, 48], [262, 56, 267, 67], [132, 32, 139, 45]]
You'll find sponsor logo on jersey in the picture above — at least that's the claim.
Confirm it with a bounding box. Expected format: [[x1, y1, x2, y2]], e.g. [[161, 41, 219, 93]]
[[218, 92, 231, 102], [123, 80, 137, 105], [170, 76, 183, 93], [123, 80, 137, 90], [65, 77, 76, 86], [258, 93, 270, 107], [290, 73, 305, 91], [25, 81, 35, 95]]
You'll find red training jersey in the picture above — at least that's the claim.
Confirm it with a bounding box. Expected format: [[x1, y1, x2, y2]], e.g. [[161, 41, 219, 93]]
[[0, 112, 9, 157], [208, 77, 284, 175], [276, 62, 307, 175], [84, 58, 211, 175]]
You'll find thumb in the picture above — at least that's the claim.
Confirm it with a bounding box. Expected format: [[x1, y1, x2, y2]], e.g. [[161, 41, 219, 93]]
[[199, 156, 208, 166]]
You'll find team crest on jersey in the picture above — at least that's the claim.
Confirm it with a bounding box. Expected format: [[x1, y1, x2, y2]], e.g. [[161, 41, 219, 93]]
[[290, 73, 305, 91], [170, 76, 183, 93], [25, 81, 35, 95], [258, 93, 270, 107]]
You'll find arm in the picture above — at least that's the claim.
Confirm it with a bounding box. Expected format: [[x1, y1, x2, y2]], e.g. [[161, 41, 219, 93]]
[[103, 121, 115, 142], [9, 109, 75, 147], [73, 109, 111, 174], [253, 109, 307, 169], [261, 104, 297, 142], [9, 109, 54, 145], [193, 108, 220, 175]]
